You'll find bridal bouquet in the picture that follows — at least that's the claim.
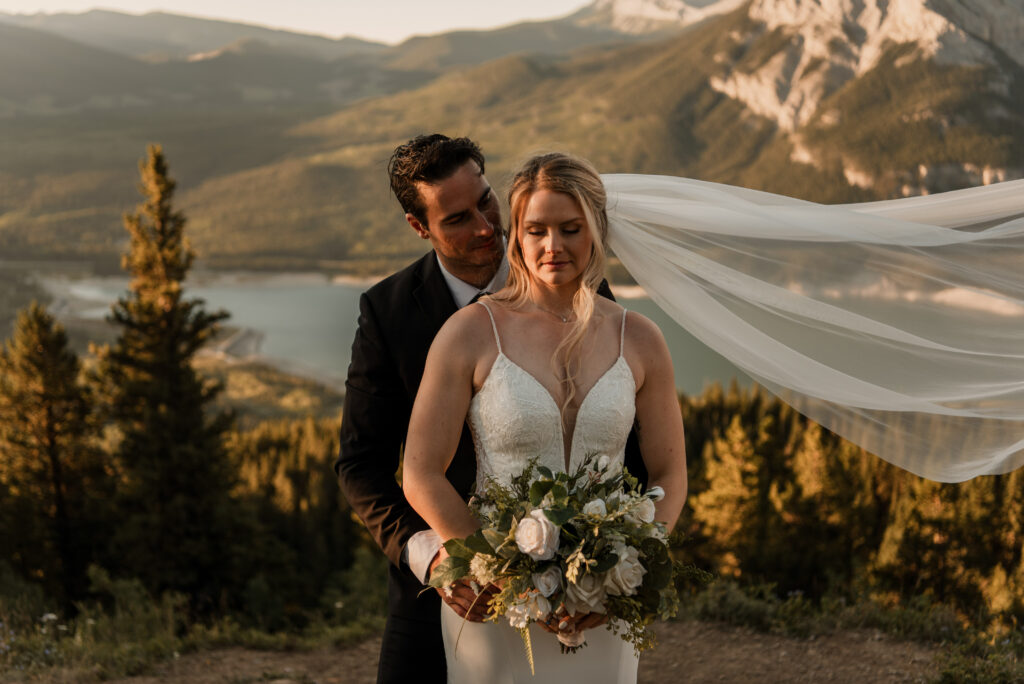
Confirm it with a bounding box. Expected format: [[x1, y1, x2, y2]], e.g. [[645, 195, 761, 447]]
[[429, 453, 690, 668]]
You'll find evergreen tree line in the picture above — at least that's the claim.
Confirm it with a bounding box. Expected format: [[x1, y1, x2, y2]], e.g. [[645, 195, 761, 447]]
[[679, 382, 1024, 627], [1, 146, 1020, 636], [0, 147, 371, 628]]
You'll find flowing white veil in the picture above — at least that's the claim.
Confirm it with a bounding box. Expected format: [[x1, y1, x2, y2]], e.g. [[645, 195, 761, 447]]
[[603, 175, 1024, 483]]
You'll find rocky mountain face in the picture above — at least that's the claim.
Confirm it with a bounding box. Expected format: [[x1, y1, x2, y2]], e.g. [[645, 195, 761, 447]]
[[711, 0, 1024, 131], [692, 0, 1024, 194]]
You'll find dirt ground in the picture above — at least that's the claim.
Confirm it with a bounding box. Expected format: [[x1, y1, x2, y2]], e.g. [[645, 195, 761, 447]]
[[102, 620, 940, 683]]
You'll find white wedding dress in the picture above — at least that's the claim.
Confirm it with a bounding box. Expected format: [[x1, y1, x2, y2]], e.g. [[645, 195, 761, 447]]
[[440, 302, 640, 683]]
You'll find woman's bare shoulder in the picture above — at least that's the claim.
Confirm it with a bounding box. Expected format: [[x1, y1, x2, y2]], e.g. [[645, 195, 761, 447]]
[[623, 310, 670, 357], [433, 301, 501, 353]]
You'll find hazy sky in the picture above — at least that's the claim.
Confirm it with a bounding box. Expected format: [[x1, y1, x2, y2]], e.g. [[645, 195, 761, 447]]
[[0, 1, 593, 43]]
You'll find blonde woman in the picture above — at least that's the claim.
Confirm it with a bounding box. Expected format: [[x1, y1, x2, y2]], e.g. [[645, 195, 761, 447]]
[[403, 153, 688, 683]]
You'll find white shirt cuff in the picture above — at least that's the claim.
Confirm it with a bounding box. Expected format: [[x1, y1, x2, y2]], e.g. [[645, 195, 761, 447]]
[[405, 529, 443, 584]]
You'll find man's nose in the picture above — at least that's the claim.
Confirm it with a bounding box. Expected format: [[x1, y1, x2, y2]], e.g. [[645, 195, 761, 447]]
[[471, 209, 495, 235]]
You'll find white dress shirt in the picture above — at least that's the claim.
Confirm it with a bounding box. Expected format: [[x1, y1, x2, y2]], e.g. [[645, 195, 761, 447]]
[[404, 254, 509, 584]]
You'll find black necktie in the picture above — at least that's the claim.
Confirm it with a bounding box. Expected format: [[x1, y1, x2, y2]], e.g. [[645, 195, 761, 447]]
[[469, 291, 490, 305]]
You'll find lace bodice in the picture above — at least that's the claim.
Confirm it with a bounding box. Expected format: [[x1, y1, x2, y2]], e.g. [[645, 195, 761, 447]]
[[467, 303, 636, 492]]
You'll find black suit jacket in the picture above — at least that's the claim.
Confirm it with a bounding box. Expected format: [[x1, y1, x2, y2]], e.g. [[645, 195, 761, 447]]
[[335, 250, 646, 682]]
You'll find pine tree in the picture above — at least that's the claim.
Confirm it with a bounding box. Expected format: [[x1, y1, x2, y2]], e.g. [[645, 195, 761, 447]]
[[96, 145, 236, 608], [0, 302, 105, 610]]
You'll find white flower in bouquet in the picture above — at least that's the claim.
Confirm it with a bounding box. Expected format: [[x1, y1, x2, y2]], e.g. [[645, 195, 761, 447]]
[[470, 553, 500, 586], [515, 509, 560, 560], [506, 591, 552, 629], [582, 498, 607, 516], [564, 572, 607, 615], [593, 455, 622, 481], [646, 486, 665, 502], [532, 566, 562, 597], [506, 601, 531, 629], [626, 496, 656, 525], [524, 591, 552, 621], [602, 543, 646, 597]]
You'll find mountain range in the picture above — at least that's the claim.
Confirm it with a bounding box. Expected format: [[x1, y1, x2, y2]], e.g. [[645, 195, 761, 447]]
[[0, 0, 1020, 271]]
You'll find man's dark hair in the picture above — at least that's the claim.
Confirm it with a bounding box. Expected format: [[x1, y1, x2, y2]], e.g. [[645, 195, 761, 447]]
[[387, 134, 485, 226]]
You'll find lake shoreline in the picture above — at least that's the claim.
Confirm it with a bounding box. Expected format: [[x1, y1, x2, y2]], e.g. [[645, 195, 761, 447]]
[[23, 264, 740, 396]]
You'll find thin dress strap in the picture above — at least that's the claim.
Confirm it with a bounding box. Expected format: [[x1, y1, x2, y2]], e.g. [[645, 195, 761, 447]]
[[476, 301, 503, 354], [619, 309, 628, 357]]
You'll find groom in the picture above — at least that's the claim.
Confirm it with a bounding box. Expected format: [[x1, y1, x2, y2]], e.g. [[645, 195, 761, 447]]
[[335, 134, 645, 683]]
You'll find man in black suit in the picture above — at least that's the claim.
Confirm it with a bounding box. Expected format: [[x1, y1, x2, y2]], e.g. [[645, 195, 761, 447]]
[[335, 134, 646, 683]]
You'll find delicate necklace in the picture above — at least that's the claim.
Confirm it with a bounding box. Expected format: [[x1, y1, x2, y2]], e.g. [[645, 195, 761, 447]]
[[534, 303, 574, 323]]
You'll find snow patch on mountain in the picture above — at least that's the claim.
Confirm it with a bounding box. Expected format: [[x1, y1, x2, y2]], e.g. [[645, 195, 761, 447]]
[[710, 0, 1024, 131], [576, 0, 747, 33]]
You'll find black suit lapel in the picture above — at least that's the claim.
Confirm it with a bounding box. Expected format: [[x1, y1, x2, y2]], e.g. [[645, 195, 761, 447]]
[[412, 251, 458, 331]]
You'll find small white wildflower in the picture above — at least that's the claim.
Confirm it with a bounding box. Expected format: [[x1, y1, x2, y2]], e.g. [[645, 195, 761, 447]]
[[469, 553, 499, 585], [40, 613, 57, 623], [506, 601, 530, 630]]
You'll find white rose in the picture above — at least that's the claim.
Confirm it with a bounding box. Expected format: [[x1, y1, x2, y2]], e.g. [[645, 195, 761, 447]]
[[564, 572, 607, 615], [515, 509, 560, 560], [602, 543, 646, 597], [582, 499, 607, 517], [524, 591, 552, 621], [595, 455, 611, 472], [532, 566, 562, 597], [626, 497, 656, 525], [646, 486, 665, 502]]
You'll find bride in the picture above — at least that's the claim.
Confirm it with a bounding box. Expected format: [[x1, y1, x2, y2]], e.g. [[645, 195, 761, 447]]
[[403, 152, 687, 683]]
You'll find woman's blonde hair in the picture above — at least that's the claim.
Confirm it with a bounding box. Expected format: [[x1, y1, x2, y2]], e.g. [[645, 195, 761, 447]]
[[491, 152, 609, 415]]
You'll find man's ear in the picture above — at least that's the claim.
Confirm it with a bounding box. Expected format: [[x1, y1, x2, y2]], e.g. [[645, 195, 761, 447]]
[[406, 214, 430, 240]]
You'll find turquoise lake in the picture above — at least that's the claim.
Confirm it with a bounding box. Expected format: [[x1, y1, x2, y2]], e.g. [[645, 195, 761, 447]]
[[44, 272, 747, 395]]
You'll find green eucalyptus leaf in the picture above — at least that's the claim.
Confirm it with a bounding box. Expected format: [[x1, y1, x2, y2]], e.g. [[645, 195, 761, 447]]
[[640, 537, 668, 562], [592, 552, 619, 573], [428, 557, 470, 588], [529, 480, 554, 506], [481, 528, 506, 551], [443, 538, 477, 561], [464, 529, 494, 555], [543, 507, 574, 526], [551, 484, 568, 505]]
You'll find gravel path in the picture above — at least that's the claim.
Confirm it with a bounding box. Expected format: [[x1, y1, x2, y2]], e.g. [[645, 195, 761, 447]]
[[102, 620, 939, 683]]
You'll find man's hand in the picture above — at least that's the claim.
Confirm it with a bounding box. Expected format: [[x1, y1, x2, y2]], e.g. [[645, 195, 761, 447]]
[[429, 547, 497, 622], [537, 607, 608, 635]]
